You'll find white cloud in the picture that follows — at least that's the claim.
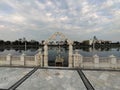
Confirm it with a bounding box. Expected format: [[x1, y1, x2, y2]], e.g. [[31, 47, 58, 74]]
[[60, 16, 68, 21], [86, 28, 102, 33], [0, 0, 120, 41], [105, 0, 114, 7], [46, 13, 52, 16], [35, 0, 45, 10], [81, 1, 90, 14], [11, 14, 26, 23], [0, 25, 5, 28], [0, 25, 6, 29], [46, 1, 53, 6]]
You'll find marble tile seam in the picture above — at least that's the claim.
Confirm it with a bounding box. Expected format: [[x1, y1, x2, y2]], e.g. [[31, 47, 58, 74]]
[[77, 70, 95, 90], [7, 67, 39, 90]]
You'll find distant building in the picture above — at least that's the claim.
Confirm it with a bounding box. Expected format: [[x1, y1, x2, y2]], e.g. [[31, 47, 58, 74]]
[[83, 36, 112, 45], [89, 39, 93, 45]]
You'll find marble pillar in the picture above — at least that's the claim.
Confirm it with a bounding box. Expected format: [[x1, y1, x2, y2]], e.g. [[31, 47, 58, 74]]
[[93, 54, 99, 68], [109, 55, 117, 69], [44, 44, 48, 67], [20, 53, 25, 65], [6, 53, 11, 65], [68, 44, 73, 67]]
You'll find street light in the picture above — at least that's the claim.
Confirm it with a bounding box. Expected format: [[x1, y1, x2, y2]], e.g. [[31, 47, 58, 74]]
[[23, 37, 27, 53]]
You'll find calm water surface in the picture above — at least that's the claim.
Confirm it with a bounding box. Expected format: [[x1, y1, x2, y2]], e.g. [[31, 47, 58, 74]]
[[0, 47, 120, 63], [0, 47, 120, 66]]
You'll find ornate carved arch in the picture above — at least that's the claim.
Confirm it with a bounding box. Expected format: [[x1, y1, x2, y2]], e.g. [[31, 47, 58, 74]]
[[43, 32, 73, 67], [44, 32, 73, 45]]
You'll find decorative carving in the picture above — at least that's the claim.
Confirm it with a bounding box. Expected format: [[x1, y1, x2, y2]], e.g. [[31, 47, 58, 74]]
[[43, 32, 73, 67]]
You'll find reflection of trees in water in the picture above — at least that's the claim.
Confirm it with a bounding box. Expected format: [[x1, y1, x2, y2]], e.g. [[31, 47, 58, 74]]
[[73, 46, 120, 52], [0, 48, 4, 52], [0, 46, 120, 52], [117, 48, 120, 51], [0, 47, 39, 52], [48, 46, 68, 66]]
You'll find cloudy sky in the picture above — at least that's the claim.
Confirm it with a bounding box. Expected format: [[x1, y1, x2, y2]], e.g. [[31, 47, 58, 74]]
[[0, 0, 120, 41]]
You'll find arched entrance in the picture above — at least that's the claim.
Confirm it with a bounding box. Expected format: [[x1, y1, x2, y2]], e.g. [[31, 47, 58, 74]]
[[43, 32, 73, 67]]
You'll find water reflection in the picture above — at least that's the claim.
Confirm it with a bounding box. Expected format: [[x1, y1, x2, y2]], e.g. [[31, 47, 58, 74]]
[[48, 46, 68, 66], [0, 46, 119, 67], [0, 46, 119, 56]]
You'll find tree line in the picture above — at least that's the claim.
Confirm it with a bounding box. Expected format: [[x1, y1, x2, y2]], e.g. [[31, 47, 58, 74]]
[[0, 39, 120, 47]]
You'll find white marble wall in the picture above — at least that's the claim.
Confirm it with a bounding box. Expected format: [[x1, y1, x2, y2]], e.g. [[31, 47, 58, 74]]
[[0, 51, 120, 70], [73, 51, 120, 69], [0, 50, 43, 67]]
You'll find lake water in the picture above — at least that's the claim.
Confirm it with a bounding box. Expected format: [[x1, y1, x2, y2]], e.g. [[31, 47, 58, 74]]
[[0, 47, 120, 66], [0, 47, 120, 56]]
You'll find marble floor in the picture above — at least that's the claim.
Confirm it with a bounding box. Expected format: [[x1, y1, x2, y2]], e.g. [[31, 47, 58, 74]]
[[83, 70, 120, 90], [17, 69, 86, 90], [0, 67, 32, 89], [0, 67, 120, 90]]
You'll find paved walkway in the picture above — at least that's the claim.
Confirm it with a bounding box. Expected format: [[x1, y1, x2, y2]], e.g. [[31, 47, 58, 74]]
[[0, 67, 120, 90], [8, 67, 39, 90]]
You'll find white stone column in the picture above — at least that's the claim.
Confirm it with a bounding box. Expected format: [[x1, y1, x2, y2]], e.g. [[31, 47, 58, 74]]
[[44, 44, 48, 67], [73, 54, 76, 67], [6, 53, 11, 65], [93, 54, 99, 68], [73, 50, 83, 68], [40, 54, 43, 67], [35, 49, 43, 66], [79, 54, 83, 68], [109, 55, 117, 69], [68, 44, 73, 67], [35, 54, 38, 66], [20, 53, 25, 66]]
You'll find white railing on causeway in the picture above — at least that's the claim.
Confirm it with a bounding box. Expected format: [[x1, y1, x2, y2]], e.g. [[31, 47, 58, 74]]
[[25, 56, 35, 61], [11, 56, 20, 61], [0, 52, 43, 66], [0, 52, 120, 69], [117, 57, 120, 60], [0, 56, 6, 61], [117, 57, 120, 63], [83, 57, 94, 63], [99, 57, 110, 63]]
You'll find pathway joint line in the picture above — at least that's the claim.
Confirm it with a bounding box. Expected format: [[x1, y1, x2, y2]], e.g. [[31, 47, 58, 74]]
[[8, 66, 39, 90], [77, 69, 95, 90]]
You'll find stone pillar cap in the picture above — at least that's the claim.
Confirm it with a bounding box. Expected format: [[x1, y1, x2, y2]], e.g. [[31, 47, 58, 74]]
[[75, 49, 79, 54], [93, 54, 99, 57], [38, 48, 42, 52], [7, 53, 11, 56], [21, 53, 26, 56]]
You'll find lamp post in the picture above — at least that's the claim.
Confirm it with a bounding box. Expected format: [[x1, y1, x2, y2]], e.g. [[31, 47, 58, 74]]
[[25, 40, 26, 52], [23, 37, 27, 53]]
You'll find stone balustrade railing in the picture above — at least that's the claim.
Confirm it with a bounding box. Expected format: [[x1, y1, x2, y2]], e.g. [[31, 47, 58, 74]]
[[0, 51, 120, 70], [73, 52, 120, 69], [0, 52, 43, 67]]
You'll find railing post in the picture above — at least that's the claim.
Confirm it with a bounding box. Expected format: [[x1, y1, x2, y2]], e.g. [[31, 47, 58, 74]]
[[73, 54, 78, 67], [109, 55, 117, 69], [35, 49, 43, 66], [44, 44, 48, 67], [35, 55, 38, 66], [68, 44, 73, 67], [73, 50, 83, 68], [79, 54, 83, 68], [21, 53, 25, 66], [93, 54, 99, 68], [6, 53, 11, 65]]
